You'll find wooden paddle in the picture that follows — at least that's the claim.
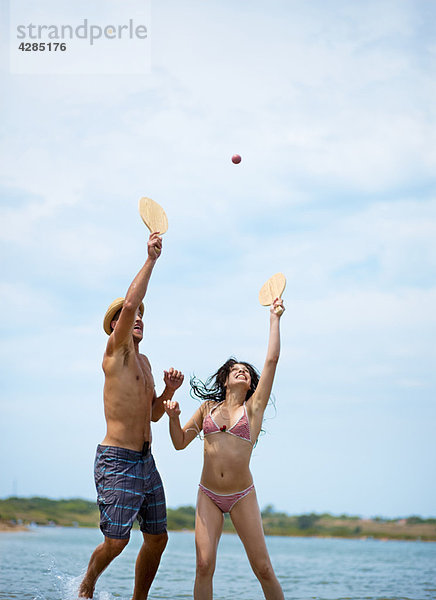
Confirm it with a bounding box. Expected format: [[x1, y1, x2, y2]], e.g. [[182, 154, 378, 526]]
[[259, 272, 286, 315], [138, 197, 169, 235], [138, 197, 168, 257]]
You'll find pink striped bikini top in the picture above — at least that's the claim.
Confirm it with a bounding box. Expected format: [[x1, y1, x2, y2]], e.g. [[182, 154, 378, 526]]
[[203, 402, 252, 444]]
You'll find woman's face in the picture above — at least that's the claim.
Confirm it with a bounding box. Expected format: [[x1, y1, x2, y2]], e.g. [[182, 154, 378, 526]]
[[226, 363, 252, 390]]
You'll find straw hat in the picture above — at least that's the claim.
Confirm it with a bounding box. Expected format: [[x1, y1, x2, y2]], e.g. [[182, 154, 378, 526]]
[[103, 297, 145, 335]]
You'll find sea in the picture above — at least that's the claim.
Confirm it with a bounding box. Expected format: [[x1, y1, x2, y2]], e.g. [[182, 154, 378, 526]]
[[0, 527, 435, 600]]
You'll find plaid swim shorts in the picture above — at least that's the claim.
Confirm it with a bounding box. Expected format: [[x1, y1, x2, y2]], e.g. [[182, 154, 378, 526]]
[[94, 444, 167, 539]]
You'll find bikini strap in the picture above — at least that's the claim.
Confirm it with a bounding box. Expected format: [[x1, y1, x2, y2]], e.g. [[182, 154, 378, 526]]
[[209, 401, 224, 416]]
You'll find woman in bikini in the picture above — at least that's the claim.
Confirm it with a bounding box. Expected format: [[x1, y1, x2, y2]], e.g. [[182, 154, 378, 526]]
[[163, 298, 285, 600]]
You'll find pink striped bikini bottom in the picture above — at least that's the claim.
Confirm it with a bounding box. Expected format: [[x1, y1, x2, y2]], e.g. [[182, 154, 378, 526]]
[[198, 483, 255, 513]]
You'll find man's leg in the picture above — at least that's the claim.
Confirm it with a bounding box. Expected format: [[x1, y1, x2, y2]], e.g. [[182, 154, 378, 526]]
[[131, 531, 168, 600], [79, 536, 129, 598]]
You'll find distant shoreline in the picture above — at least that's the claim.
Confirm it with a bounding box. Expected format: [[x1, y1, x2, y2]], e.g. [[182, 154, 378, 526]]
[[0, 522, 29, 532], [2, 523, 436, 543], [1, 497, 435, 541]]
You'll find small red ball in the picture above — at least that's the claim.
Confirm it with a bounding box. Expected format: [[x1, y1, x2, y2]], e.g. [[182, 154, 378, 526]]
[[232, 154, 242, 164]]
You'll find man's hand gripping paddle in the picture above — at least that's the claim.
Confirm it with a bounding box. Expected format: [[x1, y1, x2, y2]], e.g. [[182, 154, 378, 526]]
[[259, 272, 286, 315], [138, 197, 168, 257]]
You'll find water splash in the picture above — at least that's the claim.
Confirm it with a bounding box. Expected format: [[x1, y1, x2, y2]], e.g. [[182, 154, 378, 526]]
[[29, 553, 122, 600], [61, 574, 123, 600]]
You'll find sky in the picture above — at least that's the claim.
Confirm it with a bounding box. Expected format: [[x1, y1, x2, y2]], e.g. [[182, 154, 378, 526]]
[[1, 0, 435, 519]]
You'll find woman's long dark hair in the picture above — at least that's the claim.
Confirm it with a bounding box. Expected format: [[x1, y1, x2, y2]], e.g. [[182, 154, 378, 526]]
[[190, 357, 260, 403]]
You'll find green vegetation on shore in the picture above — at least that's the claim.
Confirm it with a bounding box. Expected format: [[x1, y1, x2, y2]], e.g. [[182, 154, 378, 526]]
[[1, 497, 435, 541]]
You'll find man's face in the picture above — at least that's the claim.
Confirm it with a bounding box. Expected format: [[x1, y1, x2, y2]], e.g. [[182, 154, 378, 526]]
[[132, 310, 144, 341], [110, 308, 144, 341]]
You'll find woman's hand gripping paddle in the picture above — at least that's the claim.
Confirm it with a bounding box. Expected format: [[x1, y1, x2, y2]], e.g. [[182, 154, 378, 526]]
[[259, 272, 286, 315], [138, 197, 168, 257]]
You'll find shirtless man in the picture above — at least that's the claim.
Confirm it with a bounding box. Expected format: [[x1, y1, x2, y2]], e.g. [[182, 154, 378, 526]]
[[79, 231, 184, 600]]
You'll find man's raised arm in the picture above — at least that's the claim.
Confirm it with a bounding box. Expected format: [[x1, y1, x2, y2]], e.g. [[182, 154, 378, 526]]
[[107, 232, 162, 351]]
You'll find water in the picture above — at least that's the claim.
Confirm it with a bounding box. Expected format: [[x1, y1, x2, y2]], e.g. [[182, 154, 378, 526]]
[[0, 527, 435, 599]]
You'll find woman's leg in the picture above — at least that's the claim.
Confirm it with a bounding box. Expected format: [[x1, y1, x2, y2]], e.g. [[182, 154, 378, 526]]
[[194, 488, 225, 600], [230, 489, 284, 600]]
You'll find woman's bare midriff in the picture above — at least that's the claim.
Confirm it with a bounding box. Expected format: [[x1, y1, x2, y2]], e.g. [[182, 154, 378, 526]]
[[200, 435, 254, 493]]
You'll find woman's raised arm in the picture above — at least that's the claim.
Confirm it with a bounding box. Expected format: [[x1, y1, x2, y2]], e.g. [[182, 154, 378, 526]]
[[249, 298, 285, 415]]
